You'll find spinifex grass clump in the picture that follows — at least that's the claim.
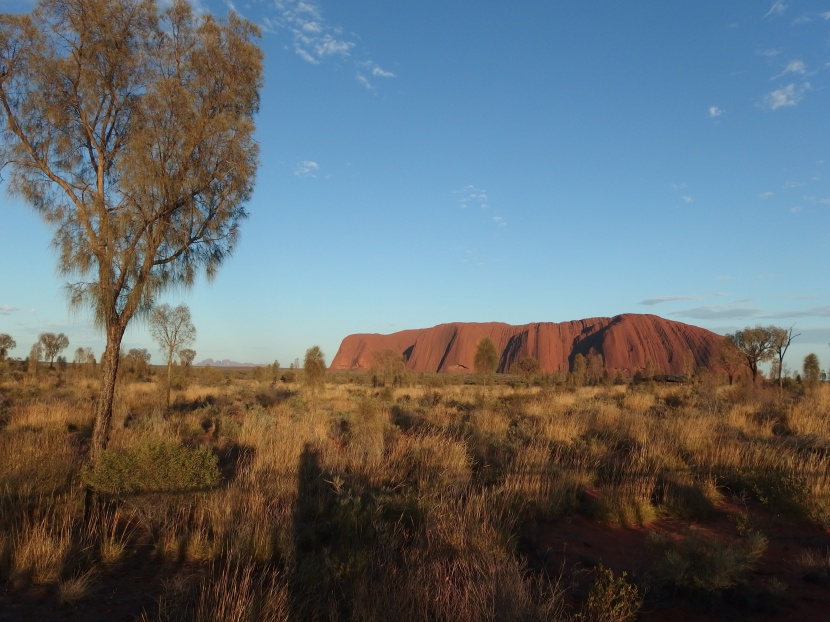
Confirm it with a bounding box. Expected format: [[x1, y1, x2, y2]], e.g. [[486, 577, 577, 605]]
[[84, 440, 220, 495], [649, 528, 767, 598]]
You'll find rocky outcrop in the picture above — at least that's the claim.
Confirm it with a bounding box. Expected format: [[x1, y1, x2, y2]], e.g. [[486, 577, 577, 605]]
[[330, 314, 725, 376]]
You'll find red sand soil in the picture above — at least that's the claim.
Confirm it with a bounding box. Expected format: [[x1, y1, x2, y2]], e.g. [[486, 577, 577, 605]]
[[527, 497, 830, 621]]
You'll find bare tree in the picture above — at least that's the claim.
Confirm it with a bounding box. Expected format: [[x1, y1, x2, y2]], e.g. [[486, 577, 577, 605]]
[[38, 332, 69, 368], [0, 0, 263, 460], [770, 325, 800, 389], [150, 303, 196, 408], [0, 333, 15, 361]]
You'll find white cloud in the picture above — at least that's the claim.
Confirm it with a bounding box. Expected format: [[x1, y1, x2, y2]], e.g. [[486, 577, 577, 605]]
[[789, 205, 802, 213], [773, 60, 806, 78], [763, 1, 788, 19], [764, 82, 809, 110], [267, 1, 395, 88], [356, 62, 396, 89], [371, 64, 396, 78], [0, 305, 18, 315], [708, 106, 724, 118], [294, 160, 320, 177], [822, 11, 830, 20], [759, 191, 774, 199], [458, 185, 489, 209], [682, 195, 693, 204]]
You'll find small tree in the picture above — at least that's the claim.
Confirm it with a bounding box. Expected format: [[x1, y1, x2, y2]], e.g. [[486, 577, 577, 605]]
[[571, 353, 587, 386], [372, 349, 406, 387], [179, 348, 197, 367], [514, 356, 540, 385], [726, 327, 776, 384], [803, 353, 821, 387], [717, 338, 743, 385], [0, 333, 15, 361], [28, 342, 42, 378], [304, 346, 326, 393], [38, 332, 69, 368], [124, 348, 151, 377], [587, 352, 605, 385], [474, 337, 499, 386], [150, 303, 196, 409]]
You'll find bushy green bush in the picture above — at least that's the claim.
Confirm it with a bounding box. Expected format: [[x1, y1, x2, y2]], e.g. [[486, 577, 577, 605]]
[[84, 440, 220, 495]]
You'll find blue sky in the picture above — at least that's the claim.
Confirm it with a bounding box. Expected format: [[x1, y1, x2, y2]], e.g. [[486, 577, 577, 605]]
[[1, 0, 829, 373]]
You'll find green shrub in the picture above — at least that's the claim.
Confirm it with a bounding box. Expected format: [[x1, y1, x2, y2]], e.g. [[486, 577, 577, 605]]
[[579, 564, 642, 622], [84, 441, 220, 495]]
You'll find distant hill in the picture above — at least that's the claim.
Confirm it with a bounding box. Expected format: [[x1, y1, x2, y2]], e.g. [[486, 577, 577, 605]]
[[195, 358, 262, 368], [330, 314, 725, 376]]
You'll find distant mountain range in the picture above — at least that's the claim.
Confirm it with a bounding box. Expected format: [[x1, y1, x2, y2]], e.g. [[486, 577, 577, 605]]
[[195, 358, 262, 368]]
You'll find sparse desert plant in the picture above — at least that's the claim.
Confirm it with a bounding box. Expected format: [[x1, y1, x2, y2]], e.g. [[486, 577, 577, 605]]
[[578, 564, 643, 622], [84, 440, 220, 495], [649, 528, 767, 597], [58, 569, 97, 605]]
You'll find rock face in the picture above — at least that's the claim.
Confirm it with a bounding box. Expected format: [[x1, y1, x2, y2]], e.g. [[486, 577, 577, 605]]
[[330, 314, 725, 376]]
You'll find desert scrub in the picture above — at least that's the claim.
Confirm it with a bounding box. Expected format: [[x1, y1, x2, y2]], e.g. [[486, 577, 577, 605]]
[[648, 528, 767, 598], [578, 564, 643, 622], [84, 440, 220, 495]]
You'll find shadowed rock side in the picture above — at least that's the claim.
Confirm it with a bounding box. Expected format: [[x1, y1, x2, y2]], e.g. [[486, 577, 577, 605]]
[[330, 314, 725, 376]]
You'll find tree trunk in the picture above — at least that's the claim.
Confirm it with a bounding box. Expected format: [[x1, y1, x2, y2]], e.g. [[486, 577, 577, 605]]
[[166, 347, 173, 411], [90, 322, 126, 463]]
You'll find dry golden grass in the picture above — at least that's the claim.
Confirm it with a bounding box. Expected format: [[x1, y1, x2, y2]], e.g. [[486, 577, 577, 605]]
[[2, 369, 830, 619]]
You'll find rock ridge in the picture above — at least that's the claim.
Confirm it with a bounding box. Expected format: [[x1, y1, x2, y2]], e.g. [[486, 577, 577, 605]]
[[330, 314, 724, 375]]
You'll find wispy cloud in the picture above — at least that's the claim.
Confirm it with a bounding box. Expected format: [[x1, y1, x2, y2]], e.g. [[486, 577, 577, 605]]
[[457, 185, 489, 210], [674, 305, 761, 320], [639, 296, 700, 306], [0, 305, 18, 315], [265, 0, 395, 88], [773, 60, 806, 79], [763, 1, 788, 19], [764, 306, 830, 318], [764, 82, 809, 110], [759, 191, 774, 199], [294, 160, 320, 177], [709, 106, 724, 118]]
